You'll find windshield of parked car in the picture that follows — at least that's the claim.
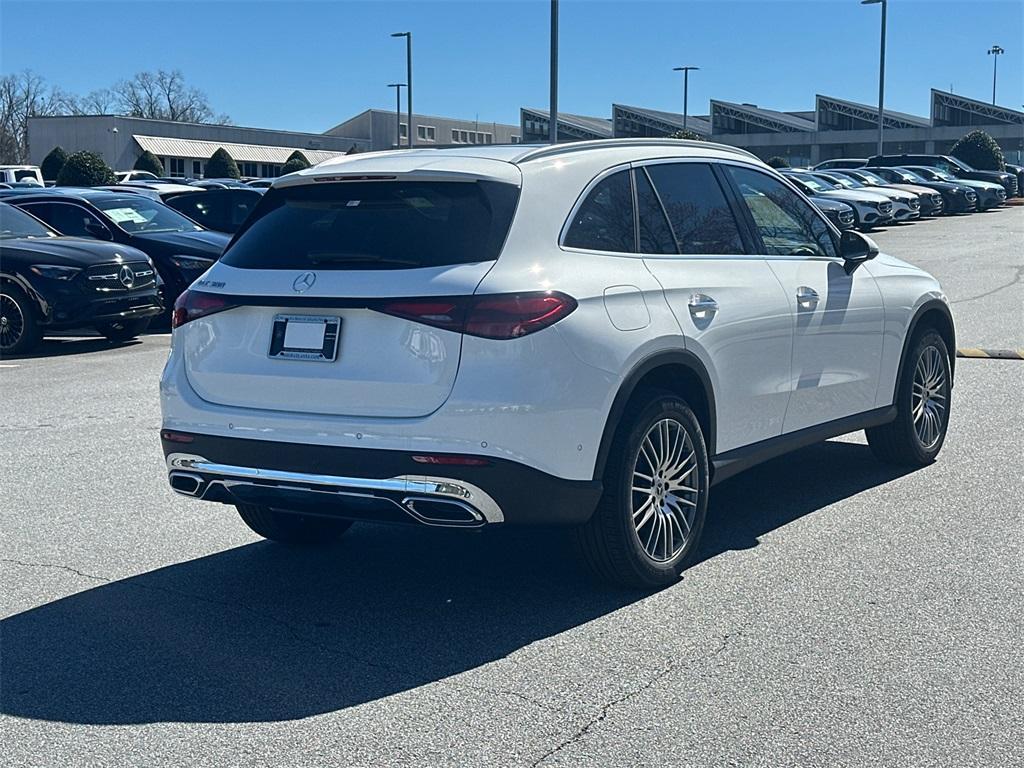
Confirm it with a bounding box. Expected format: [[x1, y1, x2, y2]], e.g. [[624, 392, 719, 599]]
[[0, 202, 58, 239], [925, 168, 958, 182], [791, 174, 832, 192], [222, 180, 521, 270], [819, 174, 858, 189], [945, 157, 973, 172], [894, 168, 928, 183], [91, 196, 203, 234], [853, 170, 889, 185]]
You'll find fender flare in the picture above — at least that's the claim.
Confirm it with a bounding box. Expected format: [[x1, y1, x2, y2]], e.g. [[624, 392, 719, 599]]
[[592, 349, 717, 481], [891, 298, 956, 404], [0, 271, 48, 315]]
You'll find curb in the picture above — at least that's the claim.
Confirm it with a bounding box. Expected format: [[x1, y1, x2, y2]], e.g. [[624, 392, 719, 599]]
[[956, 348, 1024, 360]]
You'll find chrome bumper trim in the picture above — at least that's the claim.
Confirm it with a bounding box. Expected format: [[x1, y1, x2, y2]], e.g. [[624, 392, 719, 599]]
[[166, 453, 504, 524]]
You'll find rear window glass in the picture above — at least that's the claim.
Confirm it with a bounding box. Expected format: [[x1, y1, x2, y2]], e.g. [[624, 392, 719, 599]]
[[221, 180, 520, 270]]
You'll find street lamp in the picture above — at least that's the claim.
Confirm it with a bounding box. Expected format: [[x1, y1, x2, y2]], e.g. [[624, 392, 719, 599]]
[[387, 83, 405, 148], [391, 32, 413, 147], [861, 0, 887, 157], [672, 66, 700, 133], [549, 0, 559, 143], [988, 45, 1004, 105]]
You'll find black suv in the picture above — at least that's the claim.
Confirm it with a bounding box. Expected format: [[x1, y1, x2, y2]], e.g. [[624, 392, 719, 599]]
[[1, 188, 230, 312], [0, 202, 162, 355], [866, 154, 1018, 198]]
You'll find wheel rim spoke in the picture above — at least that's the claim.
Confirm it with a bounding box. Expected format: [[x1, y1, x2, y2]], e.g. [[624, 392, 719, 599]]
[[911, 345, 947, 449], [629, 418, 701, 563]]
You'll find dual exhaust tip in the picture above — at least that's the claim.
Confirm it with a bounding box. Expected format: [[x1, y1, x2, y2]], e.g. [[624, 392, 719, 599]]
[[168, 471, 483, 527]]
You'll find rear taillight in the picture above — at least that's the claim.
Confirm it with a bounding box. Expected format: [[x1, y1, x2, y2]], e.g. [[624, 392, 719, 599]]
[[378, 292, 577, 340], [171, 289, 236, 329]]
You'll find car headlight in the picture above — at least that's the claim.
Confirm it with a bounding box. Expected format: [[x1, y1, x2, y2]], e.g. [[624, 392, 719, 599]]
[[29, 265, 82, 280], [169, 255, 215, 271]]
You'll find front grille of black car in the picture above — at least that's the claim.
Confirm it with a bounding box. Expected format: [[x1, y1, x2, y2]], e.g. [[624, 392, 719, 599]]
[[838, 210, 855, 225], [909, 199, 920, 210], [86, 262, 156, 293], [878, 201, 893, 215], [930, 194, 943, 206], [965, 191, 977, 203]]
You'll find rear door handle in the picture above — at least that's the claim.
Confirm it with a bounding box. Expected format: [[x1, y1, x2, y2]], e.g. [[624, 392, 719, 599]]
[[796, 286, 819, 309], [688, 293, 719, 318]]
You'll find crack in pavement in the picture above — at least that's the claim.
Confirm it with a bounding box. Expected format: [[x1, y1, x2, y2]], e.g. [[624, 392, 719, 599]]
[[951, 264, 1024, 305], [0, 557, 567, 716], [528, 631, 740, 768]]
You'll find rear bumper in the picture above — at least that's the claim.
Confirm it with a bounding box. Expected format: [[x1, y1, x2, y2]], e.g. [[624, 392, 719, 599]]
[[163, 432, 603, 527]]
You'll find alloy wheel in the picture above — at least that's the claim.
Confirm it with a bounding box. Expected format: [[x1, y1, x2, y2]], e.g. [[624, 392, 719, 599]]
[[0, 293, 25, 351], [630, 418, 700, 563], [911, 345, 947, 450]]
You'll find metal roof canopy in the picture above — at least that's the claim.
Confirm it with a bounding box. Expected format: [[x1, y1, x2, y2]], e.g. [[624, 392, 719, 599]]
[[613, 104, 712, 136], [132, 135, 348, 165], [710, 100, 817, 133], [816, 94, 930, 129], [930, 89, 1024, 126], [521, 108, 614, 139]]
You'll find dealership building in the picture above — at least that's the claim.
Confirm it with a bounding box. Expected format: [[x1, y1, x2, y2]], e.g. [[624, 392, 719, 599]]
[[27, 87, 1023, 179], [521, 89, 1024, 165]]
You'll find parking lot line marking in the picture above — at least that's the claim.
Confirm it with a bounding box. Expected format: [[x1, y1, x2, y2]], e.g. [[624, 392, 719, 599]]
[[956, 348, 1024, 360]]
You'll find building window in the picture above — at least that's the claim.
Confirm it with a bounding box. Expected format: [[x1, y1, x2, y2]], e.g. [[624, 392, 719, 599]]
[[236, 162, 259, 178], [511, 135, 521, 144], [451, 129, 461, 143], [417, 125, 436, 141], [260, 163, 282, 177], [169, 158, 185, 177], [192, 160, 202, 177], [483, 133, 493, 144], [399, 123, 408, 138]]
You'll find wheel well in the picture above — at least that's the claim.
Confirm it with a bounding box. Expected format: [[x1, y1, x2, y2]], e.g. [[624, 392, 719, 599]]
[[594, 359, 716, 481], [913, 306, 956, 384]]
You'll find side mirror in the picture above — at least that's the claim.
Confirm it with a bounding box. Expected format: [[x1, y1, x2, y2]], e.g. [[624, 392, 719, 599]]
[[85, 221, 113, 241], [839, 229, 878, 272]]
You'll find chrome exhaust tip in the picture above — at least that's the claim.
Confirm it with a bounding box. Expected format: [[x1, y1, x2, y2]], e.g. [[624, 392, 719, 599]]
[[402, 496, 485, 527], [169, 472, 204, 497]]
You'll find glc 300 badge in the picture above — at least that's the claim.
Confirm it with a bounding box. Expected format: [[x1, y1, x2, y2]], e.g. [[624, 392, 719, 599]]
[[293, 272, 316, 292]]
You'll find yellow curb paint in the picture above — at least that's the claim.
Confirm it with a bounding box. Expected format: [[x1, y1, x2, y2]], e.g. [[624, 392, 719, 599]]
[[956, 348, 1024, 360]]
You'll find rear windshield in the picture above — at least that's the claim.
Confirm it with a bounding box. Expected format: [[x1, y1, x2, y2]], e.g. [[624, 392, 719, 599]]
[[222, 180, 520, 270]]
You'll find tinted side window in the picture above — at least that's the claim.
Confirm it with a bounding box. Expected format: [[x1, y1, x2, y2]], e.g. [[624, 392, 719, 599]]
[[725, 167, 838, 259], [168, 193, 226, 229], [564, 170, 636, 253], [20, 202, 104, 238], [634, 168, 676, 254], [645, 163, 744, 254], [229, 191, 260, 227]]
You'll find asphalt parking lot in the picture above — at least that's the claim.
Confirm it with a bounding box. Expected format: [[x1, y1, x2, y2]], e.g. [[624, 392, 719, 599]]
[[2, 206, 1022, 767]]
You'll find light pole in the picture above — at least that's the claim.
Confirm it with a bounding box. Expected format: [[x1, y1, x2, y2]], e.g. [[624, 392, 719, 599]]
[[861, 0, 887, 157], [387, 83, 405, 148], [549, 0, 558, 143], [391, 32, 413, 147], [988, 45, 1004, 105], [672, 66, 699, 133]]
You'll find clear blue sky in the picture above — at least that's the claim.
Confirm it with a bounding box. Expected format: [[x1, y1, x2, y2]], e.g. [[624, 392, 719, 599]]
[[2, 0, 1021, 133]]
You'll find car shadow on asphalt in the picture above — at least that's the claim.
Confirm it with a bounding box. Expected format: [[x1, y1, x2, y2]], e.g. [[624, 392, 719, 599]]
[[0, 441, 915, 726], [1, 336, 143, 360]]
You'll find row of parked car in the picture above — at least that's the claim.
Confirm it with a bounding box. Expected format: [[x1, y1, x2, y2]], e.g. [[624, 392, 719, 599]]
[[791, 153, 1021, 232], [1, 149, 1019, 356]]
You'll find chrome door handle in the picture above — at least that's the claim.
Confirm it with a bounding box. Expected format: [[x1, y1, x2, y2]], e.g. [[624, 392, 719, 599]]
[[687, 293, 719, 320], [796, 286, 819, 309]]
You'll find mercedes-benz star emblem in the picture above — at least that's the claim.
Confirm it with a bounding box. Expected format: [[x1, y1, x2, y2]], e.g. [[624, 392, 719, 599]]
[[118, 265, 135, 288], [293, 272, 316, 293]]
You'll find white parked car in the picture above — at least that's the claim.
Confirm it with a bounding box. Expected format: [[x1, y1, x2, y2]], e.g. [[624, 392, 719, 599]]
[[0, 165, 43, 185], [115, 170, 160, 183], [161, 139, 955, 587]]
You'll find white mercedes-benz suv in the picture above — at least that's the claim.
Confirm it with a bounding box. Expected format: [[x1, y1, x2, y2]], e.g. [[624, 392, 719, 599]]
[[161, 139, 954, 588]]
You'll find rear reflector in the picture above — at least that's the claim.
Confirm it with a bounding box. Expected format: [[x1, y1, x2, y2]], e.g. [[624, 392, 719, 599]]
[[412, 454, 491, 466], [378, 292, 577, 340], [172, 289, 237, 329], [160, 430, 194, 443]]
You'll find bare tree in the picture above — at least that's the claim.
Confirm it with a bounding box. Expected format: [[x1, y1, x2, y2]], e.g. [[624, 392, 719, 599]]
[[115, 70, 229, 124], [0, 70, 71, 163]]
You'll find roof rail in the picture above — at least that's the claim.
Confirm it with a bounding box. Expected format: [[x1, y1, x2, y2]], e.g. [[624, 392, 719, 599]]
[[514, 137, 760, 163]]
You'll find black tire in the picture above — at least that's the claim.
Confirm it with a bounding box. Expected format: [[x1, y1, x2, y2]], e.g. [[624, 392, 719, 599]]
[[574, 391, 709, 589], [866, 329, 952, 466], [95, 317, 151, 343], [235, 504, 352, 547], [0, 284, 42, 356]]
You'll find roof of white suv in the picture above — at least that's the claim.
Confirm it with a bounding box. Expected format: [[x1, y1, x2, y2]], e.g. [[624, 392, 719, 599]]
[[276, 139, 764, 189]]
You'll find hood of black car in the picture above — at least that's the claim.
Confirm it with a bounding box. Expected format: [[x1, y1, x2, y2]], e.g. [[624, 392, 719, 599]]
[[0, 237, 151, 267]]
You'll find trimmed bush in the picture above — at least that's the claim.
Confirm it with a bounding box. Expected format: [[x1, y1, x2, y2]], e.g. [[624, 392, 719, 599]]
[[55, 151, 116, 186], [40, 146, 68, 181], [204, 147, 240, 179], [767, 156, 790, 169], [134, 150, 164, 175], [950, 129, 1005, 171], [668, 129, 705, 141], [280, 158, 310, 176], [285, 150, 310, 166]]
